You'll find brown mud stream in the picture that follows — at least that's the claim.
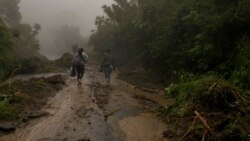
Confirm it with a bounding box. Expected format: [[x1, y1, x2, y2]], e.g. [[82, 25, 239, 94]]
[[0, 68, 168, 141]]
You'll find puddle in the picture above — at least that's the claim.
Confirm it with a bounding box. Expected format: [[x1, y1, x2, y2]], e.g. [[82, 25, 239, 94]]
[[119, 113, 167, 141]]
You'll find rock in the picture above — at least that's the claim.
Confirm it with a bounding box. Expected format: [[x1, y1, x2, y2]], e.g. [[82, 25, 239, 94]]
[[0, 121, 15, 132]]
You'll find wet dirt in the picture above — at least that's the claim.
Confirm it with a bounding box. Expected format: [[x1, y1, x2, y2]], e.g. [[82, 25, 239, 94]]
[[119, 113, 166, 141], [0, 68, 169, 141]]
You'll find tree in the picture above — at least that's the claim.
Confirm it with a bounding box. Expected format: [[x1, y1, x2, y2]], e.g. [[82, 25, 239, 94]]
[[0, 0, 21, 27], [0, 18, 16, 81], [89, 0, 139, 65], [90, 0, 250, 79], [0, 0, 42, 58]]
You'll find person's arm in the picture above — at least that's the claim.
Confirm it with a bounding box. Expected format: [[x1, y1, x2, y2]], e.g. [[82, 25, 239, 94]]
[[83, 52, 88, 63], [79, 53, 84, 62]]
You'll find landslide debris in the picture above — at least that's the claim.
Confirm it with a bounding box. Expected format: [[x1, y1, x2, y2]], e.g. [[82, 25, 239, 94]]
[[162, 76, 250, 141], [0, 74, 66, 133]]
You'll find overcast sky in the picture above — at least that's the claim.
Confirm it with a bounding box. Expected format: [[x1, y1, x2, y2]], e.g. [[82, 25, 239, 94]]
[[19, 0, 113, 59]]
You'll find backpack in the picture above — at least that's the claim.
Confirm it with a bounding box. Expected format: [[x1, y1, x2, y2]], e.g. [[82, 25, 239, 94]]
[[73, 53, 84, 65]]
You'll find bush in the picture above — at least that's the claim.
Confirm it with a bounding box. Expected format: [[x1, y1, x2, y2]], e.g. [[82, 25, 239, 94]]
[[165, 76, 243, 115], [162, 75, 250, 141]]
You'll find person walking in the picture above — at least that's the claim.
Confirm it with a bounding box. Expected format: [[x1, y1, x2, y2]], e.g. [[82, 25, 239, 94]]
[[72, 48, 88, 85], [100, 49, 115, 84]]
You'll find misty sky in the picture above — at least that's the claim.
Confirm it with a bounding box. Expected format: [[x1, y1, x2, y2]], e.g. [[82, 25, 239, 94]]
[[19, 0, 113, 59]]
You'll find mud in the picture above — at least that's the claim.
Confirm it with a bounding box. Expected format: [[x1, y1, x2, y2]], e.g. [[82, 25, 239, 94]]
[[0, 68, 169, 141], [119, 113, 167, 141]]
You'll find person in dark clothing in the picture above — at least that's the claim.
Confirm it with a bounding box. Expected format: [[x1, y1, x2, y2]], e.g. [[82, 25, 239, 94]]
[[72, 48, 88, 85], [100, 49, 115, 84]]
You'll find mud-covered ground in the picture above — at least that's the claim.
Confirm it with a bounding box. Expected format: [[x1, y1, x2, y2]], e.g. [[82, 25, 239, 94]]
[[0, 67, 170, 141], [0, 74, 66, 128]]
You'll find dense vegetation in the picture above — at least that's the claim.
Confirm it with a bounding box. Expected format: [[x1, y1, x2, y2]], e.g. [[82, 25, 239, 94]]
[[90, 0, 250, 140], [0, 0, 42, 82], [90, 0, 250, 83], [0, 19, 16, 81]]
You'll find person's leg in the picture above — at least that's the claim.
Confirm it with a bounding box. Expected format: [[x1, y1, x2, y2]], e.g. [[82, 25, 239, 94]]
[[104, 65, 111, 84], [75, 65, 80, 80], [75, 65, 82, 85], [79, 65, 84, 82], [108, 69, 112, 83], [105, 70, 110, 83]]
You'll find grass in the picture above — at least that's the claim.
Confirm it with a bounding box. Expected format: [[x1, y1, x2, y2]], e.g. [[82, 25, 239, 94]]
[[0, 104, 19, 120]]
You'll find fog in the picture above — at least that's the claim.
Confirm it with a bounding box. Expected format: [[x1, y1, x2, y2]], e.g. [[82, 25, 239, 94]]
[[19, 0, 113, 59]]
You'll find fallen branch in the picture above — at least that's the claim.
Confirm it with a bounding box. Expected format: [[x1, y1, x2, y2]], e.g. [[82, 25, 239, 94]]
[[178, 116, 197, 141], [194, 111, 213, 134], [202, 130, 208, 141], [134, 86, 160, 93], [8, 64, 22, 91]]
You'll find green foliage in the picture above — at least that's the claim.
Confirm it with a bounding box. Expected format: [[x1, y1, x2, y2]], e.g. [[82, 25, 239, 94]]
[[0, 19, 16, 82], [0, 19, 42, 82], [230, 68, 250, 89], [90, 0, 250, 83], [0, 104, 19, 120], [89, 0, 139, 65], [234, 37, 250, 69], [0, 0, 21, 27], [90, 1, 250, 140], [161, 74, 250, 140], [0, 3, 42, 81], [0, 90, 25, 120], [137, 0, 250, 74], [230, 37, 250, 89], [0, 91, 20, 120], [1, 0, 41, 57], [165, 83, 178, 98], [163, 74, 244, 117]]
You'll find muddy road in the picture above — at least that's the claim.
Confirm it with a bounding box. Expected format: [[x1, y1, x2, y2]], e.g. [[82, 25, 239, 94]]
[[0, 68, 168, 141]]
